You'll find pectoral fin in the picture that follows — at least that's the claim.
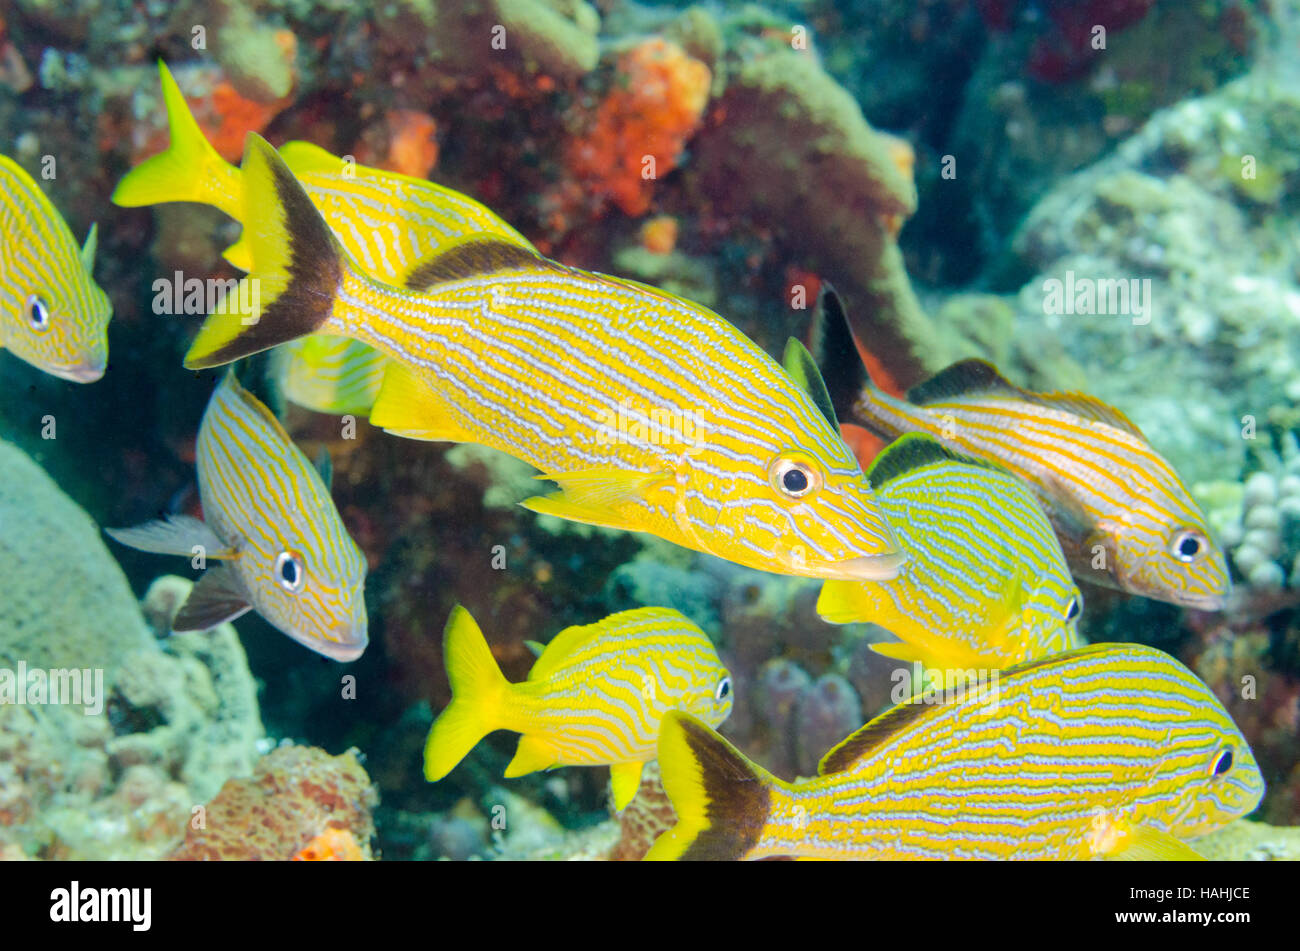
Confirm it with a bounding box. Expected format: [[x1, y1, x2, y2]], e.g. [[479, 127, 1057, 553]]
[[172, 564, 251, 632], [1105, 825, 1205, 861], [80, 222, 99, 274], [868, 641, 931, 666], [521, 467, 668, 530], [609, 761, 645, 812], [504, 735, 554, 778], [105, 515, 233, 559]]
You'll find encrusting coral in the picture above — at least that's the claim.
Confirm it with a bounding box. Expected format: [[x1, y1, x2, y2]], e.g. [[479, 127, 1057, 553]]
[[566, 38, 711, 218], [169, 744, 378, 860], [685, 42, 947, 389]]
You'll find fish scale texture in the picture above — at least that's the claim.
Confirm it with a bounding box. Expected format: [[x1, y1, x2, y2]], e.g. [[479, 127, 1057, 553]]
[[0, 438, 153, 673]]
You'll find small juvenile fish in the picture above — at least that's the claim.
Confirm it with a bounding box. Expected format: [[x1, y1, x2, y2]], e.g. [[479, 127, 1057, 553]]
[[648, 643, 1264, 860], [0, 154, 111, 382], [180, 136, 907, 582], [106, 372, 368, 661], [811, 286, 1231, 610], [113, 61, 532, 414], [817, 433, 1085, 671], [424, 605, 732, 810]]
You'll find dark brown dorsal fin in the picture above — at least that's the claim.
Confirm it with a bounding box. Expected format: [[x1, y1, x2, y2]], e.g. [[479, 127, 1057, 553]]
[[808, 282, 870, 422], [906, 358, 1020, 406], [818, 698, 937, 775], [866, 432, 1002, 490], [404, 237, 555, 290]]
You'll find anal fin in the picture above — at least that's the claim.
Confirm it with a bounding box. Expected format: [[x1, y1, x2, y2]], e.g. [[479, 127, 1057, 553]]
[[1106, 825, 1206, 861], [609, 761, 645, 812], [504, 735, 554, 778]]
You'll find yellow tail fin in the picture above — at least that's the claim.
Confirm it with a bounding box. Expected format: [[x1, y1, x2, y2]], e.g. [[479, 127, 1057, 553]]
[[111, 61, 243, 220], [423, 606, 511, 782], [645, 712, 775, 861], [184, 133, 344, 369]]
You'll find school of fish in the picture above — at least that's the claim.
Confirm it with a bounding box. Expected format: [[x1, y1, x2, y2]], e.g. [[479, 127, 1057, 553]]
[[3, 58, 1266, 860]]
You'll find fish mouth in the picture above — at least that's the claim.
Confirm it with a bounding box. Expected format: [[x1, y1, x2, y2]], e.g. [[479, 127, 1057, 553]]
[[48, 360, 105, 383], [320, 612, 369, 662], [1173, 591, 1229, 612], [828, 550, 908, 581], [316, 630, 368, 662]]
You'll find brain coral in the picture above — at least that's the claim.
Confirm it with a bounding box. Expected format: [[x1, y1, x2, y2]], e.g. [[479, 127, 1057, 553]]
[[0, 438, 154, 675]]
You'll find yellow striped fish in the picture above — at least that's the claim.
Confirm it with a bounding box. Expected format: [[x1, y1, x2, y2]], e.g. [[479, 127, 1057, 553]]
[[0, 154, 111, 382], [112, 61, 533, 414], [424, 605, 732, 811], [273, 335, 389, 417], [811, 287, 1230, 609], [180, 135, 906, 582], [817, 433, 1085, 671], [106, 371, 368, 661], [647, 643, 1264, 860]]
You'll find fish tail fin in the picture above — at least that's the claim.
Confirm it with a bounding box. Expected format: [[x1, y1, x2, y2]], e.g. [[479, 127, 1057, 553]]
[[646, 712, 776, 861], [111, 61, 242, 219], [184, 133, 344, 369], [423, 606, 511, 782]]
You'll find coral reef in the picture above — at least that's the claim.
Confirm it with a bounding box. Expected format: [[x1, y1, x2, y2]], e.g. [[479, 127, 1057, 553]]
[[1003, 62, 1300, 487], [565, 38, 710, 217], [793, 673, 864, 778], [169, 744, 378, 861], [3, 0, 1298, 862], [608, 761, 673, 861], [947, 0, 1262, 264], [0, 440, 264, 858], [687, 41, 944, 388], [1195, 819, 1300, 860], [1212, 436, 1300, 596], [0, 438, 154, 676]]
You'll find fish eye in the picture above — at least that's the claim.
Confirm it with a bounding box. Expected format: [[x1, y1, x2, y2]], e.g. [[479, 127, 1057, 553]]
[[25, 294, 50, 332], [274, 550, 306, 593], [714, 676, 732, 701], [1211, 747, 1234, 778], [1170, 530, 1205, 563], [1065, 595, 1082, 622], [769, 457, 820, 499]]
